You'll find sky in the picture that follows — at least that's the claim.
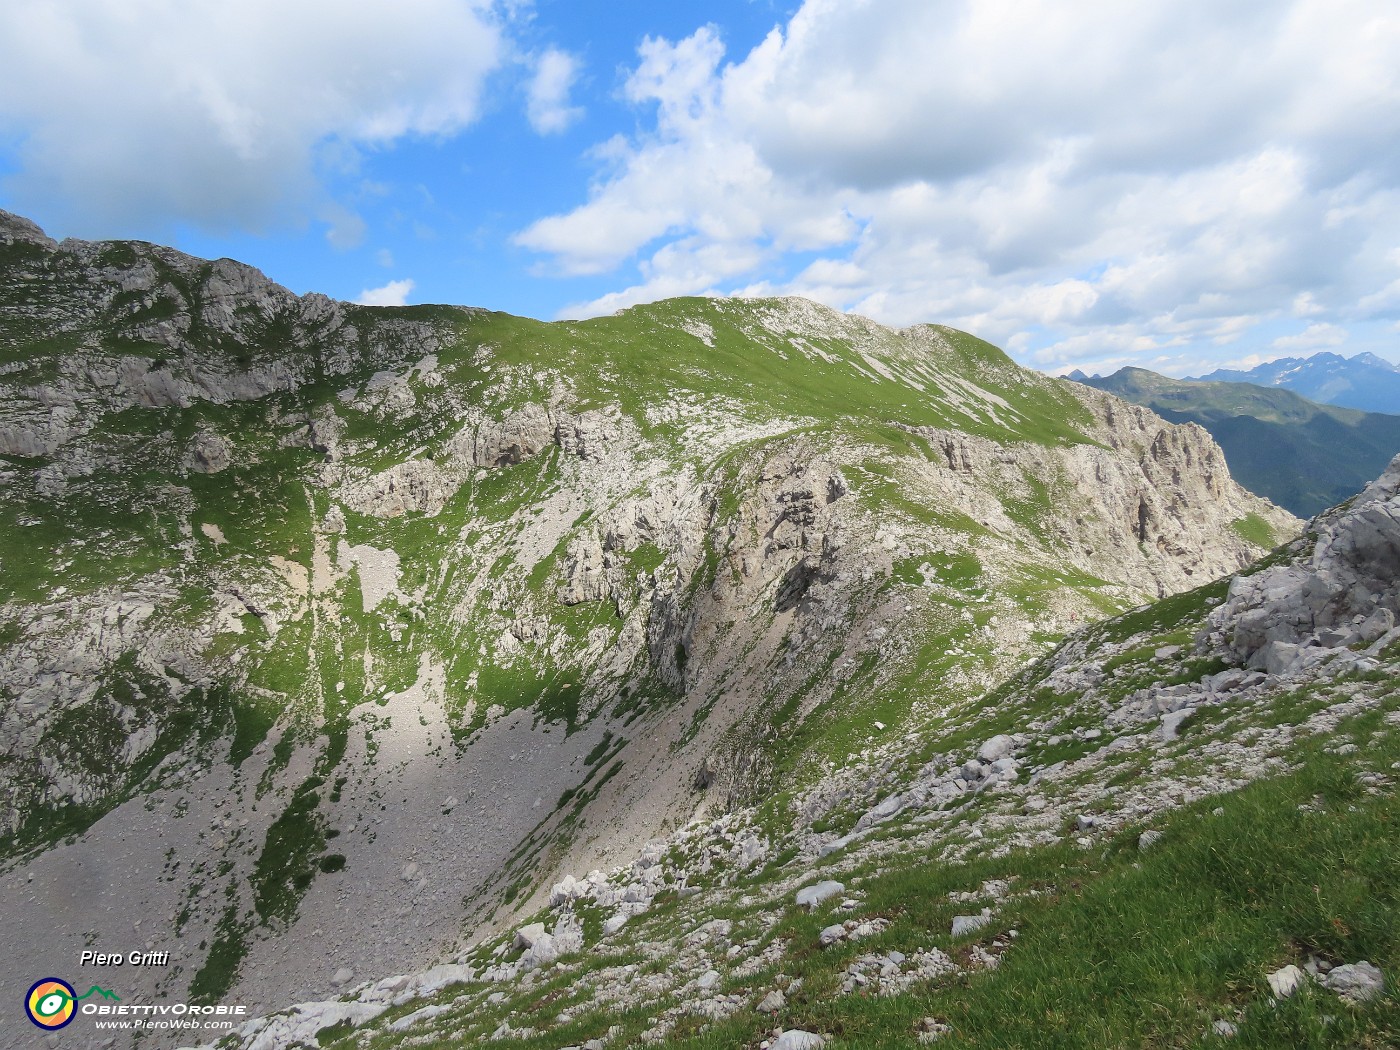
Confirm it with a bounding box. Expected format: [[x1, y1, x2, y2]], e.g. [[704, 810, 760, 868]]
[[1, 0, 1398, 378]]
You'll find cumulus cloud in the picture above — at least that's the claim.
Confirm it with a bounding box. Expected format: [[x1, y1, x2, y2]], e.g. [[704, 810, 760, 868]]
[[518, 0, 1400, 373], [1272, 322, 1347, 351], [0, 0, 503, 236], [526, 48, 584, 134], [355, 278, 415, 306]]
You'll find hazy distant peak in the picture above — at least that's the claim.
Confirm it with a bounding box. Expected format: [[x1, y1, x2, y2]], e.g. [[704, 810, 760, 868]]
[[1188, 350, 1400, 414]]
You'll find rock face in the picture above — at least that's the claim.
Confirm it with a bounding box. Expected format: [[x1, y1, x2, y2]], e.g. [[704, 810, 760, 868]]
[[907, 392, 1295, 598], [0, 213, 1303, 1040], [0, 209, 56, 247], [1209, 453, 1400, 675]]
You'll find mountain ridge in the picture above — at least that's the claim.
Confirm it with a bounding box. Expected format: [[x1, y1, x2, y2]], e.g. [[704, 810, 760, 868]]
[[1188, 350, 1400, 414]]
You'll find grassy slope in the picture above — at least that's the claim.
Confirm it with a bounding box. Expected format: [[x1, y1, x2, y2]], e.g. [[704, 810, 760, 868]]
[[1079, 367, 1400, 516]]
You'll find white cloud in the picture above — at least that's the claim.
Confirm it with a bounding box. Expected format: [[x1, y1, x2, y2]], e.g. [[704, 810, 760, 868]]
[[1271, 322, 1347, 351], [526, 48, 584, 134], [355, 278, 415, 306], [1291, 292, 1325, 317], [517, 0, 1400, 375], [322, 203, 367, 251], [0, 0, 503, 236]]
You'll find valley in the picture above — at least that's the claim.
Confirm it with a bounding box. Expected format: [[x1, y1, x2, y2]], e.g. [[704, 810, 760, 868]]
[[4, 211, 1397, 1049]]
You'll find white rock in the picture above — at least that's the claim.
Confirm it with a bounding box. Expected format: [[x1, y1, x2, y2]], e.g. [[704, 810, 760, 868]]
[[795, 880, 844, 909], [550, 874, 582, 906], [519, 933, 557, 970], [1159, 708, 1195, 741], [388, 1004, 447, 1032], [977, 734, 1014, 763], [696, 969, 721, 990], [1267, 964, 1306, 999], [1138, 830, 1164, 851], [868, 793, 904, 823], [550, 916, 584, 956], [410, 964, 474, 997], [756, 989, 786, 1013], [513, 922, 548, 951], [242, 1000, 386, 1050], [818, 833, 860, 857], [951, 913, 991, 937], [330, 967, 354, 987], [818, 924, 847, 947], [1211, 1019, 1238, 1037], [918, 1017, 952, 1043], [771, 1031, 825, 1050]]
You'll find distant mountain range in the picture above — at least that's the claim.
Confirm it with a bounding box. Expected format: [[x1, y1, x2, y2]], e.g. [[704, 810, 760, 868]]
[[1185, 351, 1400, 414], [1070, 366, 1400, 517]]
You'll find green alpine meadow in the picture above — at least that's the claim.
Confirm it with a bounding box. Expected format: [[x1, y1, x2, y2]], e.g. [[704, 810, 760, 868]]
[[1, 211, 1396, 1050]]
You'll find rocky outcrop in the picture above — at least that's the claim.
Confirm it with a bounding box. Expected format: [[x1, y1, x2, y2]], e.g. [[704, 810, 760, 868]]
[[470, 403, 625, 469], [906, 397, 1298, 597], [341, 459, 460, 518], [1208, 453, 1400, 675], [558, 533, 611, 605], [185, 430, 232, 474], [338, 404, 632, 519], [472, 403, 555, 467], [0, 209, 56, 248]]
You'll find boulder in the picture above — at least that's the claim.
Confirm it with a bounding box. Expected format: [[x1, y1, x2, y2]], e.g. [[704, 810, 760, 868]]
[[187, 431, 232, 473], [1138, 830, 1164, 851], [795, 880, 844, 909], [1267, 964, 1306, 999], [951, 913, 991, 937], [756, 989, 786, 1013], [977, 735, 1014, 763], [513, 923, 548, 951], [1319, 960, 1384, 1002], [818, 924, 847, 947]]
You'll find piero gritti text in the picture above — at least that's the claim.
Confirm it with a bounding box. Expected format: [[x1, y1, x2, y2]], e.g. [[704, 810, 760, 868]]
[[80, 950, 170, 967]]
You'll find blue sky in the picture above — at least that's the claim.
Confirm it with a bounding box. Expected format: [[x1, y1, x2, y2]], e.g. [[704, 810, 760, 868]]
[[1, 1, 1398, 377]]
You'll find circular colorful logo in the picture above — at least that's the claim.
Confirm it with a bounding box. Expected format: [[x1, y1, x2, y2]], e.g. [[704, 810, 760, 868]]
[[26, 978, 77, 1030]]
